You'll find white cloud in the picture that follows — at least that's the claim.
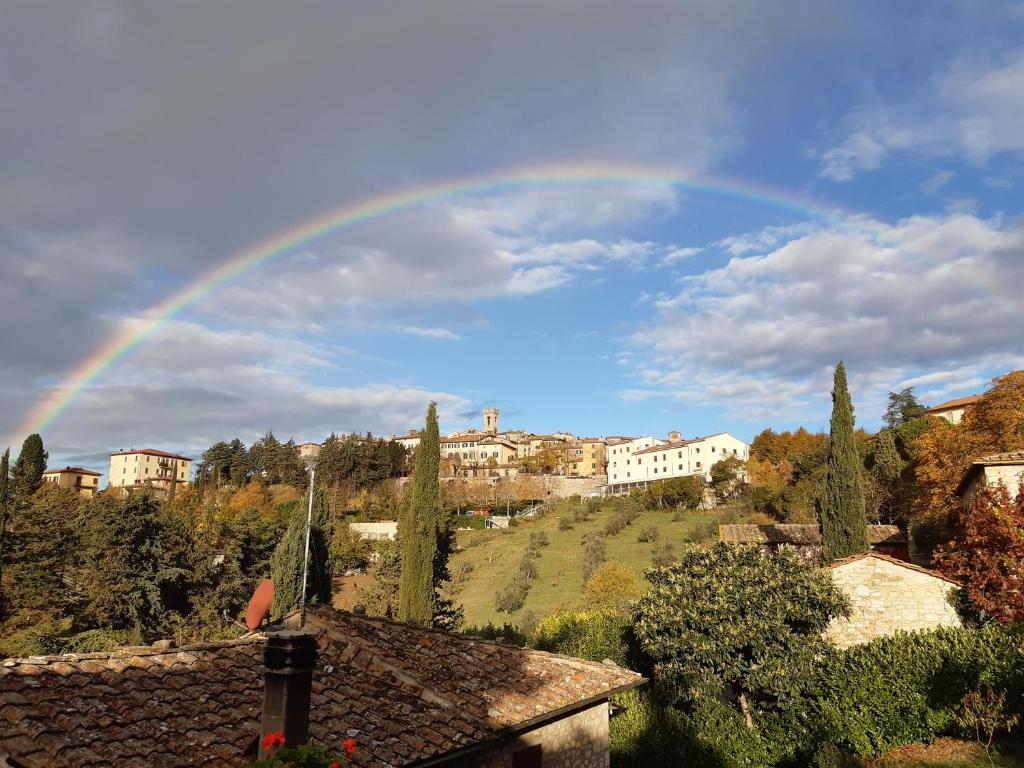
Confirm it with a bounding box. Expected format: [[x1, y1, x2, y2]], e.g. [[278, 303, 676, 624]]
[[398, 326, 463, 340], [816, 49, 1024, 180], [627, 212, 1024, 423]]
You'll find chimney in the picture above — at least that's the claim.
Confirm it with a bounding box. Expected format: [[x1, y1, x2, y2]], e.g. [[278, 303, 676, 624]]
[[668, 431, 682, 442], [260, 631, 317, 757]]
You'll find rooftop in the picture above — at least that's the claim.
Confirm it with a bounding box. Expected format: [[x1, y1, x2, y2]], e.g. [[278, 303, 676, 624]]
[[43, 466, 102, 476], [110, 448, 193, 462], [0, 605, 642, 768], [925, 395, 982, 413], [633, 432, 731, 455], [718, 524, 906, 546]]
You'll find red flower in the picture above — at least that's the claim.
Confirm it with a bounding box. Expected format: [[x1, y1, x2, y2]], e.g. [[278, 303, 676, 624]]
[[262, 731, 286, 752], [342, 738, 357, 755]]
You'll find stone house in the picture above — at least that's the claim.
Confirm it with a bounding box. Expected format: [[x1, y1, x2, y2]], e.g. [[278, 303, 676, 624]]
[[825, 552, 962, 649], [40, 466, 102, 498], [0, 605, 643, 767], [718, 523, 908, 562], [924, 395, 981, 425], [956, 451, 1024, 509]]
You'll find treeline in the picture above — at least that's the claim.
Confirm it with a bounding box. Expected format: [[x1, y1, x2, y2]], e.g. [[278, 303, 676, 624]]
[[197, 431, 407, 495]]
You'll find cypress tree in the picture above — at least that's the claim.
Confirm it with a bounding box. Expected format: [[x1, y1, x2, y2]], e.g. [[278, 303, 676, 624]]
[[873, 428, 904, 487], [819, 362, 869, 561], [398, 402, 441, 624], [11, 434, 47, 504], [269, 487, 332, 619]]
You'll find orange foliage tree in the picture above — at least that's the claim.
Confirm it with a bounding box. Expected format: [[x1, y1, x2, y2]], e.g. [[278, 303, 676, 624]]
[[912, 371, 1024, 549], [935, 482, 1024, 623]]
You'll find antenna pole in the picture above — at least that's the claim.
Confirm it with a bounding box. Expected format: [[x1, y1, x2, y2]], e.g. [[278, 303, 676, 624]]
[[299, 464, 316, 628]]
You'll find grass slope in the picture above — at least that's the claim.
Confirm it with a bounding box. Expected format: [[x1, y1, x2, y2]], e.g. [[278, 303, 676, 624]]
[[450, 503, 745, 628]]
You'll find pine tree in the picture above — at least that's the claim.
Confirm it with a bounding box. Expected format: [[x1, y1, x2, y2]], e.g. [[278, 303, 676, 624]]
[[269, 487, 332, 619], [11, 434, 47, 504], [819, 362, 869, 561], [398, 402, 442, 624]]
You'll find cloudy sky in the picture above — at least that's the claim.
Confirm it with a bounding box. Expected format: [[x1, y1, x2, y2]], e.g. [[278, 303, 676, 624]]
[[3, 1, 1024, 472]]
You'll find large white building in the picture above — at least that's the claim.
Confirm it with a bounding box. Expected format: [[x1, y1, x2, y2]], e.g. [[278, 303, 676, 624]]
[[108, 448, 193, 493], [606, 431, 749, 495]]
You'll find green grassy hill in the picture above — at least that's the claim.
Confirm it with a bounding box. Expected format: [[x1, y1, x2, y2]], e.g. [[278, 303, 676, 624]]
[[449, 502, 748, 628]]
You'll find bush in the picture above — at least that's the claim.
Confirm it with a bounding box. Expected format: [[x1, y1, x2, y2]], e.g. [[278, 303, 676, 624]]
[[637, 525, 660, 543], [531, 610, 632, 665], [529, 531, 550, 548], [462, 621, 528, 646], [650, 541, 676, 568], [581, 532, 607, 585], [810, 625, 1024, 757], [605, 515, 626, 536], [558, 517, 574, 532], [494, 579, 529, 613], [574, 505, 591, 523]]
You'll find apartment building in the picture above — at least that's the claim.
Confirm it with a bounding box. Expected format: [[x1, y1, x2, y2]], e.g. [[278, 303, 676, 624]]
[[108, 448, 193, 493], [606, 431, 750, 495], [566, 438, 607, 478], [41, 466, 102, 498], [440, 434, 519, 467]]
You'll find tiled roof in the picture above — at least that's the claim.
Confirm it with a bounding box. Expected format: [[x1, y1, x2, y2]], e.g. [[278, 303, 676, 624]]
[[110, 448, 193, 461], [719, 524, 906, 546], [633, 432, 734, 456], [43, 466, 102, 476], [0, 606, 642, 768], [972, 451, 1024, 466], [926, 395, 981, 412], [828, 551, 961, 585]]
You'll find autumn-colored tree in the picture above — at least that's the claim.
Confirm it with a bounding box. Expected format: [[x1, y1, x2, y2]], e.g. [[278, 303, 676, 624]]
[[935, 482, 1024, 623], [912, 371, 1024, 550], [582, 560, 645, 614]]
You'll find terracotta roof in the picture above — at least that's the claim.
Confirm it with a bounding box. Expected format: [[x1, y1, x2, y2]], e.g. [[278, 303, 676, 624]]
[[110, 448, 193, 461], [43, 466, 102, 476], [926, 395, 981, 413], [0, 606, 642, 768], [633, 432, 735, 456], [718, 524, 906, 546], [827, 551, 961, 585]]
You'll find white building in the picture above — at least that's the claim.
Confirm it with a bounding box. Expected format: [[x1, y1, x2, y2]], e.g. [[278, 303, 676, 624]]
[[606, 431, 750, 495], [108, 448, 192, 493]]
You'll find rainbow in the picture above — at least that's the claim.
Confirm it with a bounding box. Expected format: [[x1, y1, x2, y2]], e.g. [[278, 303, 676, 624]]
[[10, 161, 847, 446]]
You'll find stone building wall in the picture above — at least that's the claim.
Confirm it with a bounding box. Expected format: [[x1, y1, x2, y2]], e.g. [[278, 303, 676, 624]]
[[466, 702, 610, 768], [825, 555, 961, 649]]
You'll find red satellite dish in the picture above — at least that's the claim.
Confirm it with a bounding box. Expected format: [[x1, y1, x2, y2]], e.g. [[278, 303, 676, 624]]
[[246, 580, 275, 631]]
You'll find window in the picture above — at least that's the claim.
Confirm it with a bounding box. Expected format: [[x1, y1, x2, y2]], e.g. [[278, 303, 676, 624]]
[[696, 462, 701, 469], [513, 745, 542, 768], [626, 472, 630, 478], [678, 464, 683, 470], [678, 451, 682, 458], [733, 449, 738, 455], [711, 446, 716, 452], [653, 467, 658, 474], [637, 458, 642, 464], [695, 447, 700, 453]]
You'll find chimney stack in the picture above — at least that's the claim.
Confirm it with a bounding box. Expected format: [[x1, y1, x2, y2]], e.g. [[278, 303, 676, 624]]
[[260, 631, 317, 757]]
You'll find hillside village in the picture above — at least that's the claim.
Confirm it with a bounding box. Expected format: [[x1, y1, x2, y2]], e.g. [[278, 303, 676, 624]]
[[3, 368, 1024, 767]]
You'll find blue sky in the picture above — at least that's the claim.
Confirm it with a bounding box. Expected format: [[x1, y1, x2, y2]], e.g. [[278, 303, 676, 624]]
[[1, 1, 1023, 472]]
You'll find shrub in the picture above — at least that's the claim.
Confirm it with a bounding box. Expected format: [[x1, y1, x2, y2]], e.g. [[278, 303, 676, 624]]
[[462, 621, 528, 646], [637, 525, 659, 543], [583, 560, 645, 614], [573, 505, 591, 523], [604, 515, 626, 536], [650, 542, 676, 568], [809, 625, 1024, 757], [531, 610, 632, 665], [494, 579, 529, 613], [529, 531, 550, 548], [586, 498, 602, 514], [557, 517, 574, 532], [581, 532, 607, 585]]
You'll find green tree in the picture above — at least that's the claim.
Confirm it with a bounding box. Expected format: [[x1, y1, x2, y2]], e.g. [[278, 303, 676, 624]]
[[709, 456, 746, 502], [398, 402, 443, 624], [3, 484, 80, 622], [872, 429, 904, 487], [269, 487, 333, 619], [883, 386, 927, 429], [76, 492, 177, 639], [819, 362, 869, 561], [633, 543, 848, 729], [10, 434, 47, 504]]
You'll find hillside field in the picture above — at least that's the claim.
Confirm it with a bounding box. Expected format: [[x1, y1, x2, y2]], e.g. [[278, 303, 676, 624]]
[[449, 502, 749, 628]]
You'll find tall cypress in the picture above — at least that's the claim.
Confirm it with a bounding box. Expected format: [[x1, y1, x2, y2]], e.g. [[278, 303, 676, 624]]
[[819, 362, 869, 561], [873, 428, 904, 487], [398, 402, 441, 624], [11, 434, 47, 504], [269, 487, 333, 619]]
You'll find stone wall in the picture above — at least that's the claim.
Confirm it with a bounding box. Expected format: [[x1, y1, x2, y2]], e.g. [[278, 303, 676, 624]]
[[466, 702, 610, 768], [825, 555, 962, 649]]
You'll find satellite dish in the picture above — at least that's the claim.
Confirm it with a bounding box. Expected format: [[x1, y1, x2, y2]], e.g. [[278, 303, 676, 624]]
[[246, 579, 275, 631]]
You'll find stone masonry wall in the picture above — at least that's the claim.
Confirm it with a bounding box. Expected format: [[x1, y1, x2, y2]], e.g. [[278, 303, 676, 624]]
[[826, 557, 962, 649], [467, 702, 610, 768]]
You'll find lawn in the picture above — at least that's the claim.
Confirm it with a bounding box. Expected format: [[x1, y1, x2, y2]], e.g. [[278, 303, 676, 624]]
[[449, 502, 745, 628]]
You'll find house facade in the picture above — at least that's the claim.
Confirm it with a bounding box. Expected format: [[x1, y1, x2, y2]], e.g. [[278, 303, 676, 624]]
[[925, 395, 981, 425], [107, 448, 192, 494], [956, 451, 1024, 509], [607, 432, 750, 495], [41, 466, 102, 497], [825, 552, 962, 648]]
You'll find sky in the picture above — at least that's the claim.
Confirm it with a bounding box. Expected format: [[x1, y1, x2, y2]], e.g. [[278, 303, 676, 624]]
[[2, 0, 1024, 474]]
